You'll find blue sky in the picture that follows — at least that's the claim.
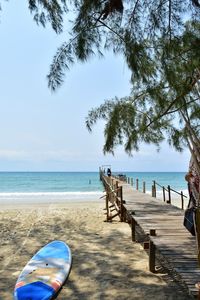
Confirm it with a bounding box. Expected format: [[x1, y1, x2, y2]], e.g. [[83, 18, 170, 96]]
[[0, 1, 190, 172]]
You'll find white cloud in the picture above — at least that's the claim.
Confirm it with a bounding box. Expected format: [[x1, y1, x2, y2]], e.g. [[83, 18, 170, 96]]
[[0, 150, 28, 160], [0, 149, 95, 162]]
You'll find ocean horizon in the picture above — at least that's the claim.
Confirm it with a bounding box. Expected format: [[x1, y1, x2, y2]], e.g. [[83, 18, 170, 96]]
[[0, 171, 188, 205]]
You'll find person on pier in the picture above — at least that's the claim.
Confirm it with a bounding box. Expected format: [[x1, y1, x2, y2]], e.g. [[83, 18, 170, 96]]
[[107, 168, 111, 177]]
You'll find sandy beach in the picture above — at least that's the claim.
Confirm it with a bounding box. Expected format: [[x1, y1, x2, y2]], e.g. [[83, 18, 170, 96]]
[[0, 199, 193, 299]]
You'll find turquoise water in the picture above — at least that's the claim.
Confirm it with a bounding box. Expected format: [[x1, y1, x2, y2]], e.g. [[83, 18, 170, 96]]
[[0, 171, 188, 204], [0, 172, 102, 193], [0, 172, 103, 203]]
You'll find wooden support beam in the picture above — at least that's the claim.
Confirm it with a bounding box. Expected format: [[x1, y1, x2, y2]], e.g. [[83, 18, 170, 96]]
[[152, 180, 156, 197], [143, 242, 149, 250], [149, 240, 156, 273], [116, 181, 119, 196], [149, 229, 156, 272], [107, 212, 120, 221], [109, 204, 115, 208], [167, 185, 171, 204], [106, 194, 109, 222], [111, 178, 114, 188], [110, 208, 116, 212], [181, 191, 184, 210], [119, 186, 124, 222], [136, 178, 139, 190], [162, 186, 166, 202], [143, 181, 146, 193], [150, 229, 156, 236]]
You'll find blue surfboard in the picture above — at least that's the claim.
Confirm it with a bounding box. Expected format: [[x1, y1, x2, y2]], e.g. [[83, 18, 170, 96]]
[[14, 240, 72, 300]]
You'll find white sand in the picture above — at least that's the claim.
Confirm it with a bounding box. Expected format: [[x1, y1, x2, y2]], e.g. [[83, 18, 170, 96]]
[[0, 199, 192, 299]]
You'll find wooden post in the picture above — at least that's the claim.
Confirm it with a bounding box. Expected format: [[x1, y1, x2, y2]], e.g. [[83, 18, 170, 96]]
[[143, 242, 149, 250], [111, 178, 114, 188], [153, 181, 156, 197], [167, 185, 171, 204], [149, 229, 156, 272], [152, 181, 156, 197], [162, 186, 166, 202], [136, 178, 139, 190], [181, 191, 184, 210], [106, 193, 109, 222], [152, 185, 154, 197], [119, 186, 124, 222], [149, 241, 156, 273], [115, 181, 119, 207], [143, 181, 146, 193], [131, 218, 136, 242], [116, 181, 119, 196], [150, 229, 156, 236]]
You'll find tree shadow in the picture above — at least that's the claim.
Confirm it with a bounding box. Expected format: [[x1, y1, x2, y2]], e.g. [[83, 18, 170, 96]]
[[0, 205, 194, 300]]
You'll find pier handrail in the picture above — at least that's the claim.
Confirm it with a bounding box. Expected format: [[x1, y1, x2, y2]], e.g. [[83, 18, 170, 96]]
[[123, 175, 187, 210], [100, 167, 188, 210], [154, 181, 187, 198], [100, 173, 125, 222], [154, 181, 167, 190]]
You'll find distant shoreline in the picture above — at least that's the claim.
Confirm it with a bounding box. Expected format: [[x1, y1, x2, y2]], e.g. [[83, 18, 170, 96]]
[[0, 194, 104, 207]]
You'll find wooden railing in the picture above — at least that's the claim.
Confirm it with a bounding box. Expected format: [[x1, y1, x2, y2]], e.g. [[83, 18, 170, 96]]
[[100, 168, 188, 210], [100, 173, 126, 222], [152, 180, 187, 209], [125, 176, 188, 209]]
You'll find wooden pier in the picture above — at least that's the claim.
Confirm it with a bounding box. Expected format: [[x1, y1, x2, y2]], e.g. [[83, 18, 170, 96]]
[[100, 173, 200, 298]]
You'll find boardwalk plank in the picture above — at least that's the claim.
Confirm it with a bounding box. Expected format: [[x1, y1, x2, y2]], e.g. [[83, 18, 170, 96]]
[[102, 175, 200, 297]]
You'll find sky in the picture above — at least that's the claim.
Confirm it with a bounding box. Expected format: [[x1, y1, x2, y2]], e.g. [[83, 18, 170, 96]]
[[0, 1, 190, 172]]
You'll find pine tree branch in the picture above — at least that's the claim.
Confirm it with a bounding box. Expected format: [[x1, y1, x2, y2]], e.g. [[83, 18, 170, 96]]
[[93, 17, 125, 43], [168, 0, 172, 41], [129, 0, 140, 25], [48, 19, 103, 90], [49, 33, 79, 76], [166, 97, 200, 115], [145, 75, 200, 129]]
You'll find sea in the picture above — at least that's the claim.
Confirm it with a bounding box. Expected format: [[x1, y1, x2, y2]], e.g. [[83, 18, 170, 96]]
[[0, 171, 189, 207]]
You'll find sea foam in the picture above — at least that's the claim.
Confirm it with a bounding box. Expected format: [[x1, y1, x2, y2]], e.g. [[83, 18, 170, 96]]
[[0, 191, 104, 204]]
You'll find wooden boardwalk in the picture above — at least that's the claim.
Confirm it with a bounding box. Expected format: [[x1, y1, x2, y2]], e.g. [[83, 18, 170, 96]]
[[102, 175, 200, 298]]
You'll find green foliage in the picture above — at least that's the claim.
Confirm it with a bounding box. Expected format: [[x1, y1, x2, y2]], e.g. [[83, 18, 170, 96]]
[[28, 0, 69, 33], [86, 96, 171, 154], [86, 17, 200, 155], [45, 0, 200, 90]]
